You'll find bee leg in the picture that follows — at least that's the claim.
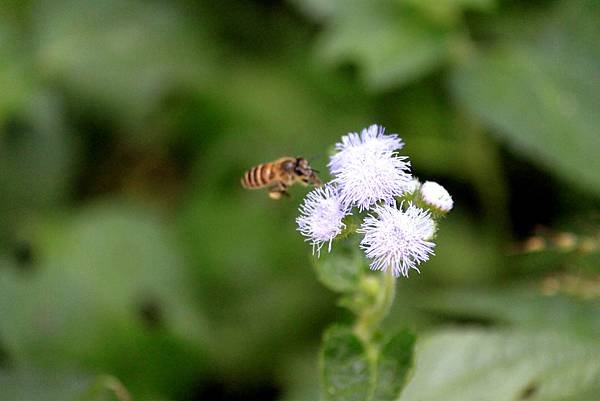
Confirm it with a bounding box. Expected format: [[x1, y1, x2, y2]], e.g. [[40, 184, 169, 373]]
[[302, 175, 321, 187], [268, 183, 289, 200], [269, 190, 290, 200], [269, 191, 283, 200]]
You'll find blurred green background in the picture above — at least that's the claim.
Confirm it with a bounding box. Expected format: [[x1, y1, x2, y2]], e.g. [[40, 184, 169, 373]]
[[1, 0, 599, 400]]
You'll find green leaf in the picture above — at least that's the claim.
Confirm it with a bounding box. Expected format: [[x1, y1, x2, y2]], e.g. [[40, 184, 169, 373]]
[[0, 23, 34, 124], [403, 0, 496, 26], [33, 0, 215, 142], [321, 326, 416, 401], [0, 201, 207, 398], [76, 375, 133, 401], [314, 242, 364, 293], [315, 0, 450, 90], [0, 368, 133, 401], [372, 330, 415, 401], [0, 366, 91, 401], [288, 0, 338, 21], [321, 326, 372, 401], [291, 0, 495, 24], [0, 92, 75, 242], [398, 329, 600, 401], [417, 213, 503, 285], [416, 286, 600, 338], [451, 0, 600, 195]]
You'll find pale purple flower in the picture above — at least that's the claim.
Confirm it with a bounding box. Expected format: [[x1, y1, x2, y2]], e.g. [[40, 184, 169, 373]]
[[421, 181, 453, 212], [358, 202, 436, 278], [328, 125, 412, 211], [296, 184, 347, 256]]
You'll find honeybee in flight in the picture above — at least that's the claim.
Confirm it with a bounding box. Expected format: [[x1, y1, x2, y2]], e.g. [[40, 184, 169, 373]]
[[241, 156, 322, 199]]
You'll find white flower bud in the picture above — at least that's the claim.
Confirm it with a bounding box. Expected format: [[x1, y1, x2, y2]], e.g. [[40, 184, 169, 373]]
[[421, 181, 453, 212]]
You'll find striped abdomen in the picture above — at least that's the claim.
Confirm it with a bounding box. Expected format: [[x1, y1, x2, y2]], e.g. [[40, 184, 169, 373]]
[[241, 162, 275, 189]]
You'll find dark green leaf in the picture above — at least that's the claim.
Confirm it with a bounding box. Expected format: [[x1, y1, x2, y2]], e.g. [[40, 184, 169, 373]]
[[0, 92, 75, 242], [321, 326, 416, 401], [372, 330, 415, 401], [321, 325, 372, 401]]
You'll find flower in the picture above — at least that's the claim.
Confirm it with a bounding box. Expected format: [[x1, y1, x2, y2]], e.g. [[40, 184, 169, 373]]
[[358, 202, 436, 277], [421, 181, 453, 212], [296, 184, 347, 256], [328, 124, 412, 211]]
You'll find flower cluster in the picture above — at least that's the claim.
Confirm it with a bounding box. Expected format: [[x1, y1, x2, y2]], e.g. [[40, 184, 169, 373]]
[[297, 124, 453, 277]]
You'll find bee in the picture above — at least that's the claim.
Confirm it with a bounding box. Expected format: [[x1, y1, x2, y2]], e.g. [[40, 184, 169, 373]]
[[241, 156, 322, 199]]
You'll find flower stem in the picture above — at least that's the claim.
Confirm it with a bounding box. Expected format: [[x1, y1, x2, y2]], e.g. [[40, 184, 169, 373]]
[[353, 269, 396, 343]]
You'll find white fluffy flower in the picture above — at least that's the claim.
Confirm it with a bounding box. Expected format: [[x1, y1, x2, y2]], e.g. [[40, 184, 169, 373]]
[[328, 125, 412, 211], [421, 181, 453, 212], [296, 185, 347, 256], [358, 203, 436, 278]]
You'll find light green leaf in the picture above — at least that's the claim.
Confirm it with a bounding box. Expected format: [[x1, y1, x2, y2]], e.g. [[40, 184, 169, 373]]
[[372, 330, 415, 401], [315, 0, 450, 90], [321, 326, 372, 401], [451, 0, 600, 195], [399, 329, 600, 401]]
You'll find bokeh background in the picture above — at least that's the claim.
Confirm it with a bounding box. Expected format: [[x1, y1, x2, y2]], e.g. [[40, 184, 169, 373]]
[[1, 0, 599, 400]]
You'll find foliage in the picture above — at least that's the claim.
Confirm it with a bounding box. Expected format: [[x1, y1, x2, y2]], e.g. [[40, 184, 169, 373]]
[[321, 326, 414, 401], [0, 0, 598, 400], [399, 329, 600, 401]]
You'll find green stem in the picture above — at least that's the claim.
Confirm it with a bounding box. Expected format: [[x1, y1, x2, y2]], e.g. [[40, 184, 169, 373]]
[[354, 269, 396, 343]]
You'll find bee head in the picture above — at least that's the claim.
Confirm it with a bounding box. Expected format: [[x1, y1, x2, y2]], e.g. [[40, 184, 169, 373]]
[[295, 157, 322, 186]]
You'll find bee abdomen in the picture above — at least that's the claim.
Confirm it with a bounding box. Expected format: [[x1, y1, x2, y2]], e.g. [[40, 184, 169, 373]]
[[241, 163, 272, 189]]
